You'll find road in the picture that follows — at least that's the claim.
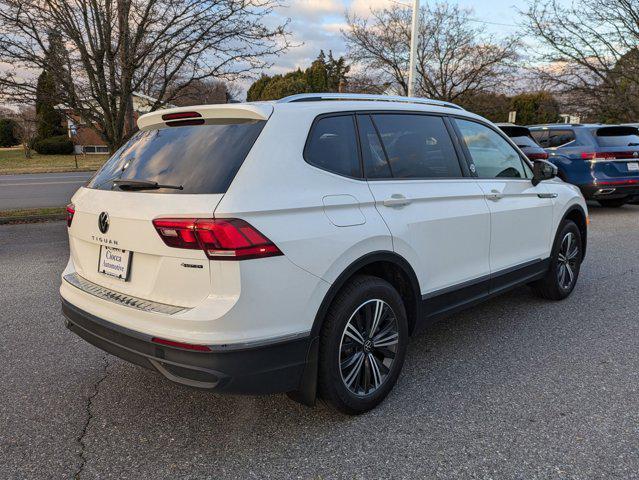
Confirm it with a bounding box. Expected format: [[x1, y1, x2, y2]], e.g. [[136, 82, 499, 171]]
[[0, 172, 93, 210], [1, 206, 638, 479]]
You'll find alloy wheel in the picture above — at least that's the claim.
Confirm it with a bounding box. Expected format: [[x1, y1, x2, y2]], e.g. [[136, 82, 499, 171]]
[[339, 299, 399, 396], [557, 232, 579, 289]]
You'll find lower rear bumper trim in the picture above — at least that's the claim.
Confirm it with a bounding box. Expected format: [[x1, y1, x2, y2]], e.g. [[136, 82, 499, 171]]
[[61, 298, 311, 394]]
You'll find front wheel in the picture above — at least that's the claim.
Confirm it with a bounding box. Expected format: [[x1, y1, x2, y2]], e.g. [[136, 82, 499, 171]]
[[318, 275, 408, 415], [530, 219, 583, 300]]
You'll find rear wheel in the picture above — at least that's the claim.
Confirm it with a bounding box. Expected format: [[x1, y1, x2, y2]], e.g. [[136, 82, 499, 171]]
[[598, 198, 627, 208], [530, 220, 582, 300], [318, 275, 408, 415]]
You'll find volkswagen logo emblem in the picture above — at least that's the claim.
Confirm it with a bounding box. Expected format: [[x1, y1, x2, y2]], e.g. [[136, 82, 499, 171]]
[[98, 212, 109, 234]]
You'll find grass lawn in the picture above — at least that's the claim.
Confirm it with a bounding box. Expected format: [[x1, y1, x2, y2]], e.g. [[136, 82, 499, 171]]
[[0, 147, 108, 175], [0, 207, 66, 224]]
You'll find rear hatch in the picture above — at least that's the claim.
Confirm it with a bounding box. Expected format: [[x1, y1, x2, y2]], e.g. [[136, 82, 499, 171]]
[[499, 125, 548, 160], [67, 104, 272, 307], [585, 126, 639, 182]]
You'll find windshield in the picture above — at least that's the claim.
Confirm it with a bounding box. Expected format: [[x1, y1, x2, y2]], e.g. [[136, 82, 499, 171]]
[[88, 120, 266, 194]]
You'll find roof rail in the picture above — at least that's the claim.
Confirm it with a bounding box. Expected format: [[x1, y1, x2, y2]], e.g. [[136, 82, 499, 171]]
[[277, 93, 464, 110]]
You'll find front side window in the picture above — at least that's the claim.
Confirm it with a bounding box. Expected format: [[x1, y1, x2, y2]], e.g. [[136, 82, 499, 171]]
[[365, 114, 462, 179], [455, 119, 531, 179], [304, 115, 361, 177]]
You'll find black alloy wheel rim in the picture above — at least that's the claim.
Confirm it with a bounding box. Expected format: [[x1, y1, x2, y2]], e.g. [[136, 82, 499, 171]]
[[557, 232, 579, 289], [339, 299, 399, 396]]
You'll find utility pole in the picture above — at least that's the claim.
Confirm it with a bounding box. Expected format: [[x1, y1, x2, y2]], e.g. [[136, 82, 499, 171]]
[[407, 0, 420, 97]]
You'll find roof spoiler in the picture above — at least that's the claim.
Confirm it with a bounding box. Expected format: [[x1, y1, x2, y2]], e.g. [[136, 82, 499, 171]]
[[137, 103, 273, 130]]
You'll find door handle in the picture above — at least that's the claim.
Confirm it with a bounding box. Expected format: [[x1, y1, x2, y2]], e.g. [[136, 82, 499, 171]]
[[485, 189, 503, 202], [383, 194, 412, 207]]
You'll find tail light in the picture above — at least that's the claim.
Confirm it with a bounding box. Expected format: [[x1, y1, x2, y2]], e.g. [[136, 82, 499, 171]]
[[527, 152, 549, 160], [161, 111, 204, 127], [152, 218, 282, 260], [581, 151, 639, 160], [66, 203, 75, 227], [596, 179, 639, 185]]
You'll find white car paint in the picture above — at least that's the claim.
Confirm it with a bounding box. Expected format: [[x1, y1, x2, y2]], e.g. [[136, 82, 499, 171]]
[[60, 96, 587, 348]]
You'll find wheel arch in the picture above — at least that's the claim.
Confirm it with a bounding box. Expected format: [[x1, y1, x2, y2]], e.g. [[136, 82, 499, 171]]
[[561, 204, 588, 260], [311, 251, 422, 338]]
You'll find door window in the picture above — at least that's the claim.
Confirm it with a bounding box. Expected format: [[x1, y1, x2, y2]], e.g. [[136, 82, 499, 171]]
[[455, 119, 531, 179], [362, 114, 462, 179]]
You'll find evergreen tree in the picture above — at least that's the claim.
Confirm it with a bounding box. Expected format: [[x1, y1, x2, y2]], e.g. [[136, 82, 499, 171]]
[[0, 118, 19, 147], [246, 51, 350, 101], [510, 92, 560, 125], [35, 32, 65, 140], [325, 51, 350, 91]]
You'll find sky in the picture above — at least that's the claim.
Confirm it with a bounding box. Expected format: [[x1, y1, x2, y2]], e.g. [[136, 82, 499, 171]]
[[267, 0, 522, 76], [0, 0, 525, 106]]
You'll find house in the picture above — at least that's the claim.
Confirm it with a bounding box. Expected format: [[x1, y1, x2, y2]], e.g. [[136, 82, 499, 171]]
[[60, 92, 168, 154]]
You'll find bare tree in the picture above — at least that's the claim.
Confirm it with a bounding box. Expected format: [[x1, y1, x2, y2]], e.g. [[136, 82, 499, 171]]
[[0, 0, 292, 151], [13, 107, 38, 158], [169, 79, 239, 106], [342, 72, 392, 95], [521, 0, 639, 122], [343, 2, 519, 101]]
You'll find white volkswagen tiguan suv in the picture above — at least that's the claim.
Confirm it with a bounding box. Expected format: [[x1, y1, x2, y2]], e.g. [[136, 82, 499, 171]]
[[61, 93, 587, 414]]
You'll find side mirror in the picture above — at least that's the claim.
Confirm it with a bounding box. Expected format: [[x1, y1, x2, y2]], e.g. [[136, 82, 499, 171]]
[[531, 159, 558, 186]]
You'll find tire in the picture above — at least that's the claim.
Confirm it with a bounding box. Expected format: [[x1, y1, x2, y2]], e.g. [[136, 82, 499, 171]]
[[318, 275, 409, 415], [530, 220, 583, 300], [598, 198, 627, 208]]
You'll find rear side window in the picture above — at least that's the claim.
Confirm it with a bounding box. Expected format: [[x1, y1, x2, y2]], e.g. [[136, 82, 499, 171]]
[[530, 129, 547, 146], [366, 114, 462, 178], [88, 120, 266, 194], [595, 126, 639, 147], [304, 115, 361, 177], [545, 129, 575, 148]]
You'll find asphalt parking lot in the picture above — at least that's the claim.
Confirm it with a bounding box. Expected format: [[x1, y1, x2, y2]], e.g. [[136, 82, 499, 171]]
[[1, 205, 638, 479]]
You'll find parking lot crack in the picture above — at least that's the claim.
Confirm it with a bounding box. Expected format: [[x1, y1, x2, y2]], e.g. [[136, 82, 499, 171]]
[[74, 353, 109, 480]]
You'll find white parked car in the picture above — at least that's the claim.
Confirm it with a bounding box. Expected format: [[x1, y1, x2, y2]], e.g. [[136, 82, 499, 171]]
[[61, 93, 588, 414]]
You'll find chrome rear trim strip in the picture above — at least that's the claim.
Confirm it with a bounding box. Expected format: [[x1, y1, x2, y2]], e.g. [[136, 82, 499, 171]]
[[64, 272, 188, 315]]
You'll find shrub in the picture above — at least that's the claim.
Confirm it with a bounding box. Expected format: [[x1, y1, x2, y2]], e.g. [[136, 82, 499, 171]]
[[0, 118, 19, 147], [33, 134, 74, 155]]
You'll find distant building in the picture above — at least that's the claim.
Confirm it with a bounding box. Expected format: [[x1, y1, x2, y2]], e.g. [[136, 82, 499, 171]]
[[59, 92, 168, 154]]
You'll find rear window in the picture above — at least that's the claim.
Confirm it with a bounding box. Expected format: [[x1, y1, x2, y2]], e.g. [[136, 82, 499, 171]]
[[595, 126, 639, 147], [510, 135, 539, 148], [87, 120, 266, 194], [499, 125, 539, 148]]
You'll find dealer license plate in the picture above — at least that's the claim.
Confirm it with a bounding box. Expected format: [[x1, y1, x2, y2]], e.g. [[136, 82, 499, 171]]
[[98, 246, 131, 281]]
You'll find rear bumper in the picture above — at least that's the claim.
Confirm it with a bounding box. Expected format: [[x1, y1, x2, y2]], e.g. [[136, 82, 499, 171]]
[[62, 298, 311, 394], [579, 183, 639, 200]]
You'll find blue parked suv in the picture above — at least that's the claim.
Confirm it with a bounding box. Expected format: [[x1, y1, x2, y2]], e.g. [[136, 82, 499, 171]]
[[529, 124, 639, 207]]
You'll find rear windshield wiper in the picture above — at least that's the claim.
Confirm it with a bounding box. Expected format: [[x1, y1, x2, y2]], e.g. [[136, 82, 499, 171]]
[[111, 179, 183, 191]]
